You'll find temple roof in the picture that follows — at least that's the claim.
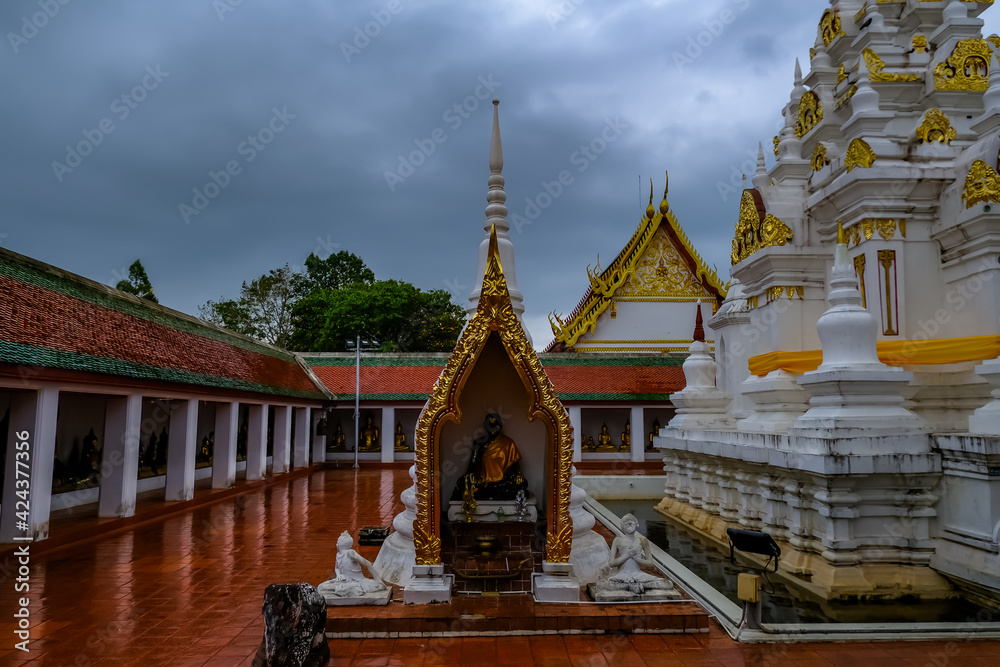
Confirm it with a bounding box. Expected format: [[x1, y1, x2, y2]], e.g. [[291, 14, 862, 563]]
[[545, 175, 726, 352], [0, 248, 330, 400], [304, 353, 684, 402]]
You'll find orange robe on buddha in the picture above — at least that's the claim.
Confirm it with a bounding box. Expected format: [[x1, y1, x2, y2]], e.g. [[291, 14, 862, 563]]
[[478, 435, 520, 484]]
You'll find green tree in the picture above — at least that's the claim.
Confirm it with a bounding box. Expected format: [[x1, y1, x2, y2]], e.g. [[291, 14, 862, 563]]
[[200, 265, 297, 347], [289, 281, 465, 353], [295, 250, 375, 295], [116, 260, 158, 303]]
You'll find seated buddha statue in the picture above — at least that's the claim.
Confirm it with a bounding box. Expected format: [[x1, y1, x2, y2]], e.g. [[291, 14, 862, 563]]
[[581, 435, 596, 452], [451, 413, 527, 502], [595, 423, 616, 451], [360, 416, 379, 452], [647, 419, 660, 451], [328, 422, 347, 452], [620, 423, 631, 453], [393, 422, 408, 452]]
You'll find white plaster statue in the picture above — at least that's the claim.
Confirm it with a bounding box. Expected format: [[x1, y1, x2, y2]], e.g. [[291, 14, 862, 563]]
[[595, 513, 674, 596], [318, 531, 388, 601]]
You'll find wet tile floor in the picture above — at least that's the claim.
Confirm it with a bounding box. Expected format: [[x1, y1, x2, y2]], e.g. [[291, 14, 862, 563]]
[[1, 465, 999, 665]]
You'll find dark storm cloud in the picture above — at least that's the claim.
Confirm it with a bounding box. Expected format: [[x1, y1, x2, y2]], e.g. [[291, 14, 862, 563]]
[[6, 1, 995, 346]]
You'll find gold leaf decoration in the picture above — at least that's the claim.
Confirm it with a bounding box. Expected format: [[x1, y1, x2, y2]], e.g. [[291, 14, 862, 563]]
[[773, 135, 780, 157], [811, 142, 828, 171], [837, 64, 847, 84], [877, 219, 897, 241], [731, 190, 794, 265], [913, 35, 928, 54], [796, 91, 823, 138], [414, 225, 574, 565], [861, 218, 876, 241], [836, 84, 859, 110], [916, 108, 957, 145], [819, 9, 845, 47], [934, 39, 991, 92], [845, 138, 876, 172], [962, 160, 1000, 209], [862, 48, 922, 82]]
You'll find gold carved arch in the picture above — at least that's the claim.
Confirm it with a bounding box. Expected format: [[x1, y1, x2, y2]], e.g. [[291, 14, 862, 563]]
[[413, 225, 574, 565], [731, 189, 794, 265]]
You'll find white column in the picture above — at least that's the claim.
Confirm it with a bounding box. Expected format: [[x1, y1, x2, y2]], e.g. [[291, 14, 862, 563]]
[[1, 387, 59, 542], [568, 406, 582, 462], [246, 404, 267, 480], [311, 409, 327, 464], [273, 405, 292, 473], [99, 392, 142, 518], [293, 407, 310, 468], [381, 406, 395, 463], [212, 402, 238, 489], [165, 399, 198, 501], [630, 406, 644, 462]]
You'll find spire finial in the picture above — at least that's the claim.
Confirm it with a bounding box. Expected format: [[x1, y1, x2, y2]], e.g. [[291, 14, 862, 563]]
[[489, 99, 503, 174], [756, 143, 766, 173], [659, 171, 669, 215], [693, 300, 705, 343], [645, 178, 655, 220], [837, 220, 846, 244], [794, 57, 803, 86]]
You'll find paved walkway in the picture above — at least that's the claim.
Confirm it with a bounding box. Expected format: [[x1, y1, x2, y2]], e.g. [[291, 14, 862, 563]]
[[2, 467, 1000, 665]]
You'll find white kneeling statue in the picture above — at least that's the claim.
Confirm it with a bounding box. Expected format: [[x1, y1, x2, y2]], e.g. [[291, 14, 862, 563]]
[[318, 531, 391, 606], [591, 513, 678, 601]]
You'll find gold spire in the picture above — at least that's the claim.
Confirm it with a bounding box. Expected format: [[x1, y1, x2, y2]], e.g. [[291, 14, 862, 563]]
[[659, 171, 669, 215], [837, 220, 846, 244], [645, 178, 655, 220]]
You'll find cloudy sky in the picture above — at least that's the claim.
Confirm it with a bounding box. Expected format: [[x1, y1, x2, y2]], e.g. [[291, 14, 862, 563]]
[[4, 1, 999, 348]]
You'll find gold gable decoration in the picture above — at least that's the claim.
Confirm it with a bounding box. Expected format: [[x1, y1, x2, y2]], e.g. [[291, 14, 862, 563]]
[[415, 225, 574, 566], [916, 108, 957, 145], [811, 142, 828, 171], [934, 39, 991, 92], [845, 138, 876, 172], [795, 91, 823, 138], [731, 190, 794, 266], [617, 226, 716, 298], [550, 174, 725, 348], [962, 160, 1000, 209], [819, 9, 844, 47]]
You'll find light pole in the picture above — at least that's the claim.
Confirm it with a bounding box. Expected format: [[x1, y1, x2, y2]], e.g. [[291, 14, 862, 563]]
[[348, 335, 377, 469]]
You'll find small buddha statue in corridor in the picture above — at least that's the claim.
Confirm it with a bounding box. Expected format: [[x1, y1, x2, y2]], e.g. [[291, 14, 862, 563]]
[[647, 419, 660, 451], [360, 416, 379, 452], [328, 422, 347, 452], [595, 423, 616, 451], [393, 422, 408, 452], [620, 423, 631, 452]]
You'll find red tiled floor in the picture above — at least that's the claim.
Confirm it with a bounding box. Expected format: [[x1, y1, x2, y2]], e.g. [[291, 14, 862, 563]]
[[2, 466, 1000, 665]]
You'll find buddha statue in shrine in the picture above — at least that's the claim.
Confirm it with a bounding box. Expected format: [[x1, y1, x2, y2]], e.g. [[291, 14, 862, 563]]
[[647, 419, 660, 451], [328, 422, 347, 452], [393, 422, 408, 452], [360, 415, 379, 452], [451, 413, 527, 502], [620, 423, 631, 453], [595, 423, 616, 451]]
